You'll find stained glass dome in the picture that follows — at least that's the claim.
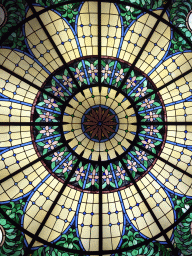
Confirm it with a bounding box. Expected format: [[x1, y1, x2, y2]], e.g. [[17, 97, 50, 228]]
[[0, 0, 192, 255]]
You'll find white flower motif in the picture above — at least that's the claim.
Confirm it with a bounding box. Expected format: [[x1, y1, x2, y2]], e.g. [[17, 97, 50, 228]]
[[182, 204, 190, 213]]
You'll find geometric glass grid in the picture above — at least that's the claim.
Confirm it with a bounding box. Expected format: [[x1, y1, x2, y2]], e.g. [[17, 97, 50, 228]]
[[0, 0, 192, 255]]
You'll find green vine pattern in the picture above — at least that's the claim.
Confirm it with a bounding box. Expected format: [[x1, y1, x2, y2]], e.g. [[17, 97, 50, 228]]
[[118, 225, 171, 256], [31, 228, 81, 256], [173, 196, 192, 255], [119, 0, 166, 26], [0, 0, 26, 50], [0, 200, 25, 256], [170, 0, 192, 53], [36, 0, 80, 24]]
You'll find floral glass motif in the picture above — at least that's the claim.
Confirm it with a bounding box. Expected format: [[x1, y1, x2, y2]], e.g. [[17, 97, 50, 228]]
[[0, 0, 192, 256], [81, 105, 118, 142]]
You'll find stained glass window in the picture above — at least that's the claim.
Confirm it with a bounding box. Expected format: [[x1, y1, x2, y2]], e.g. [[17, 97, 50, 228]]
[[0, 0, 192, 255]]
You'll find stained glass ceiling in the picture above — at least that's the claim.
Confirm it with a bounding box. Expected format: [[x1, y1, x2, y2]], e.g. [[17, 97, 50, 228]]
[[0, 0, 192, 255]]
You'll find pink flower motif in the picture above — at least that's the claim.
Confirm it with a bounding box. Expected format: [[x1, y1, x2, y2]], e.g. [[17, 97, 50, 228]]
[[102, 169, 112, 185], [135, 87, 147, 97], [40, 112, 55, 122], [63, 160, 73, 173], [88, 169, 99, 185], [116, 166, 126, 180], [101, 64, 112, 79], [144, 111, 159, 122], [141, 99, 154, 108], [43, 139, 58, 150], [126, 76, 137, 88], [141, 139, 155, 149], [127, 160, 137, 172], [63, 75, 73, 88], [74, 68, 84, 82], [135, 151, 148, 161], [51, 151, 64, 162], [144, 125, 159, 136], [75, 166, 85, 181], [52, 86, 64, 97], [88, 64, 98, 80], [115, 69, 124, 82], [44, 98, 58, 109], [39, 126, 55, 136]]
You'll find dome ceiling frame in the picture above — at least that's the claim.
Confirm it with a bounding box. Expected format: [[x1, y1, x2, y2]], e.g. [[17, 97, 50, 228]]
[[0, 0, 192, 255]]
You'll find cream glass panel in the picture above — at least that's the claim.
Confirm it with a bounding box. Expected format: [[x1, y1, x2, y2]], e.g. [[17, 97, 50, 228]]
[[102, 192, 123, 251], [78, 1, 98, 56], [150, 52, 192, 92], [119, 11, 171, 75], [77, 1, 121, 57], [23, 180, 80, 247], [151, 143, 192, 197], [25, 6, 80, 70], [121, 174, 174, 241], [0, 49, 49, 88], [0, 144, 44, 202]]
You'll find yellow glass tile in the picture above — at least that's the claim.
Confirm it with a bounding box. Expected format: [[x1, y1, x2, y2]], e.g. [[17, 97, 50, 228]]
[[103, 238, 113, 250], [136, 217, 148, 230], [91, 151, 99, 161], [39, 226, 52, 241], [103, 226, 111, 238], [148, 222, 161, 237], [108, 149, 116, 159]]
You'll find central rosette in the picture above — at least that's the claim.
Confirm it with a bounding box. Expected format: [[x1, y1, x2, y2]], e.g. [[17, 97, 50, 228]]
[[82, 105, 119, 142], [63, 86, 137, 161]]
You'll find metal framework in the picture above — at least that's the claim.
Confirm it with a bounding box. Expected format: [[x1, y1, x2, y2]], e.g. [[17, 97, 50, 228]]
[[0, 0, 192, 255]]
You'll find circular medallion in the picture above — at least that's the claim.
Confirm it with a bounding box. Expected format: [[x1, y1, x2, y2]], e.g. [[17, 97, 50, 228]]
[[0, 5, 6, 28], [31, 58, 166, 188], [0, 225, 5, 247], [187, 10, 192, 32], [81, 105, 119, 142]]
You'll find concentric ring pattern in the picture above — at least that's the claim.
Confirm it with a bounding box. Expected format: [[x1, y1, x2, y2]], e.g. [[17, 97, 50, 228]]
[[0, 0, 192, 255], [63, 86, 136, 161]]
